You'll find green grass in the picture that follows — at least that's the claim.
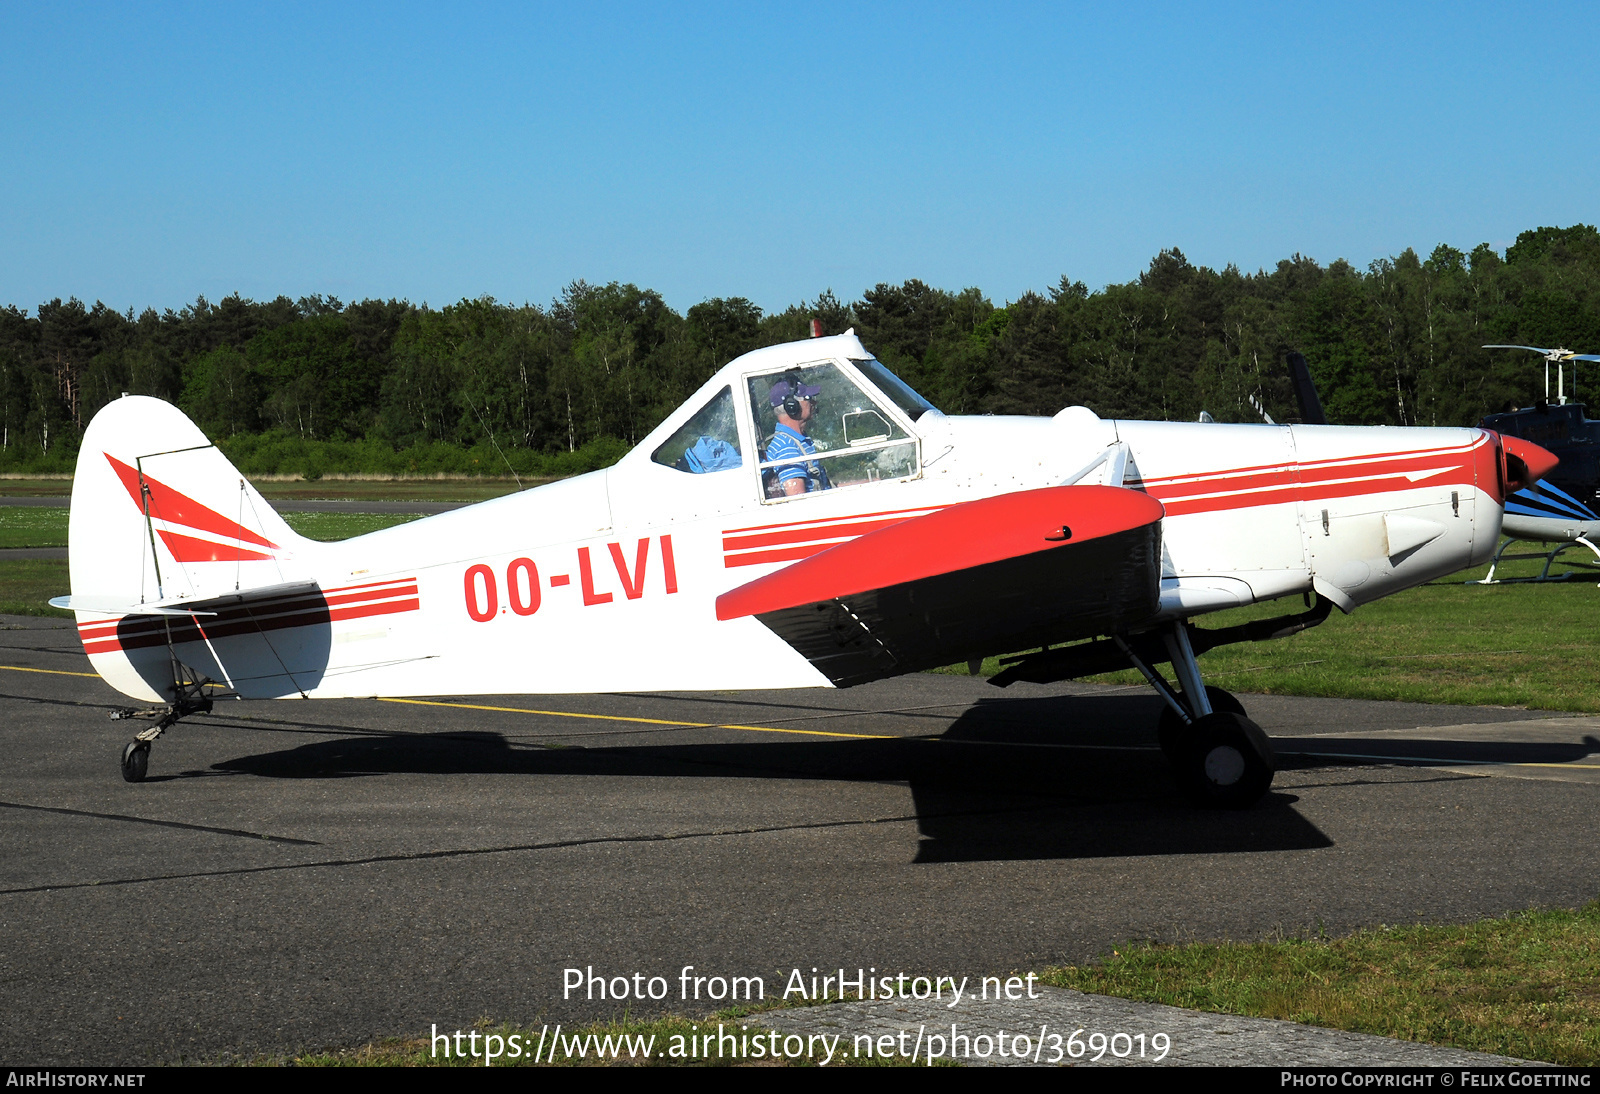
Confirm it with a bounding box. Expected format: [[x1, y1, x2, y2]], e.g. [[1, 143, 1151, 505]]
[[1180, 574, 1600, 711], [0, 514, 420, 616], [279, 511, 424, 540], [1040, 900, 1600, 1066], [0, 477, 524, 502], [941, 551, 1600, 713], [0, 508, 422, 550], [0, 507, 67, 548], [256, 480, 527, 502], [0, 559, 71, 616], [0, 477, 72, 497]]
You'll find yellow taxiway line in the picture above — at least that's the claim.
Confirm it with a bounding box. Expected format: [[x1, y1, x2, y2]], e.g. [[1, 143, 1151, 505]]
[[0, 664, 891, 739], [7, 664, 1596, 757], [0, 664, 100, 679], [377, 696, 894, 739]]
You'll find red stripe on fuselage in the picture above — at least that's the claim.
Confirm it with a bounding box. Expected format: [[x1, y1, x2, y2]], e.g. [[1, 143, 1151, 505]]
[[722, 504, 946, 536], [1137, 438, 1488, 517], [1133, 436, 1485, 489], [78, 579, 420, 655], [328, 599, 420, 623], [721, 506, 947, 567], [716, 437, 1491, 566], [723, 514, 938, 554], [725, 543, 843, 568]]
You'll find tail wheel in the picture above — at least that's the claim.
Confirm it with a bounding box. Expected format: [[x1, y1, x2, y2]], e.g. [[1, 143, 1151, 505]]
[[120, 740, 150, 783], [1173, 711, 1275, 809]]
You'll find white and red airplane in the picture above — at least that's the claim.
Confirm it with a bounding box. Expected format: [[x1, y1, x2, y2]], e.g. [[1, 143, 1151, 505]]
[[56, 331, 1556, 806]]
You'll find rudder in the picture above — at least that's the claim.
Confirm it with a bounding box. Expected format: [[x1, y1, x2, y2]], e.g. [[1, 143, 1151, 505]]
[[66, 396, 325, 701]]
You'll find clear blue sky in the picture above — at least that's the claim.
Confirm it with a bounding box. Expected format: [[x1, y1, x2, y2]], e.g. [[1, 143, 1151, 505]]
[[2, 1, 1596, 316]]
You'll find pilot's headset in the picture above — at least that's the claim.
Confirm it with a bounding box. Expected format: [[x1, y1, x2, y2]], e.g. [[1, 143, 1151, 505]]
[[779, 370, 809, 419]]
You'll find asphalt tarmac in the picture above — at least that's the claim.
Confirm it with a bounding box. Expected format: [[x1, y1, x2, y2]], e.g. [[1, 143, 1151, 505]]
[[2, 612, 1597, 1066]]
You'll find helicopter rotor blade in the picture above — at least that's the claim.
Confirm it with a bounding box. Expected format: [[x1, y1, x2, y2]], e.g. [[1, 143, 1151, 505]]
[[1481, 344, 1598, 361]]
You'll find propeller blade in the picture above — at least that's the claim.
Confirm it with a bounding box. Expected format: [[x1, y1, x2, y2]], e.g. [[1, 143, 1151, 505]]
[[1285, 351, 1327, 425]]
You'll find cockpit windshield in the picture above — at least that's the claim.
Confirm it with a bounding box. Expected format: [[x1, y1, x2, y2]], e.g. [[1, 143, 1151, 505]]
[[851, 358, 937, 421]]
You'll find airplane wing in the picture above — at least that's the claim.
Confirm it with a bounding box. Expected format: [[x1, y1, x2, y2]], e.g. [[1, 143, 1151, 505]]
[[715, 485, 1165, 687]]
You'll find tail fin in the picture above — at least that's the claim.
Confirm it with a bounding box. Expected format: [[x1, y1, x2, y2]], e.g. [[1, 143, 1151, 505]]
[[68, 396, 312, 611]]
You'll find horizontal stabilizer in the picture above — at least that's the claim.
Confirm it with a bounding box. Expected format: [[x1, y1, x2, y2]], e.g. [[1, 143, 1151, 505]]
[[51, 594, 216, 618], [52, 581, 321, 619]]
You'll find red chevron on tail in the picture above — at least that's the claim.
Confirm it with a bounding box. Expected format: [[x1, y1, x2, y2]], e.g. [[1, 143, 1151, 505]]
[[104, 453, 279, 561]]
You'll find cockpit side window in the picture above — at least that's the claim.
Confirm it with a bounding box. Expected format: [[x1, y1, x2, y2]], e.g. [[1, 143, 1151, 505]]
[[747, 361, 920, 501], [652, 386, 743, 473]]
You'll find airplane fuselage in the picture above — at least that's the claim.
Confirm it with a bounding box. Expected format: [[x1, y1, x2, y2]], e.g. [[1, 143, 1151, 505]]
[[76, 404, 1502, 702], [69, 330, 1519, 706]]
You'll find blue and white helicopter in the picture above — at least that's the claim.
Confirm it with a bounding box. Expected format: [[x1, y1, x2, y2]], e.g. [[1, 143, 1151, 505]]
[[1473, 345, 1600, 584]]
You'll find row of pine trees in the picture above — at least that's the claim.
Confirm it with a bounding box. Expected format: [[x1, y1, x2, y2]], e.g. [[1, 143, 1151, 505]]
[[3, 225, 1598, 475]]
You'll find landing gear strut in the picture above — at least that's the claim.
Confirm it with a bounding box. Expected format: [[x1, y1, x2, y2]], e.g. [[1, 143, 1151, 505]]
[[111, 667, 215, 783], [1118, 622, 1275, 808], [1469, 535, 1600, 586]]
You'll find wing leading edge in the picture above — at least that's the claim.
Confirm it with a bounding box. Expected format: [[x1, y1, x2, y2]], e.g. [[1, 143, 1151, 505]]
[[716, 485, 1165, 687]]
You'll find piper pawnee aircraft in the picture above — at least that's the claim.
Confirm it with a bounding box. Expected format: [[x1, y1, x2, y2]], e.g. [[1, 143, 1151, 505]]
[[55, 331, 1558, 807]]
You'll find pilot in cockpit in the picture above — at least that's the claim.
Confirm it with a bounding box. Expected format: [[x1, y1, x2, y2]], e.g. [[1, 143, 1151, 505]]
[[766, 374, 832, 495]]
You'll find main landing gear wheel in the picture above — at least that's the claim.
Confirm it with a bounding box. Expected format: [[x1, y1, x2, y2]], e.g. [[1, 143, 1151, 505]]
[[1156, 685, 1244, 764], [1173, 711, 1275, 809], [1119, 622, 1276, 808], [120, 740, 150, 783]]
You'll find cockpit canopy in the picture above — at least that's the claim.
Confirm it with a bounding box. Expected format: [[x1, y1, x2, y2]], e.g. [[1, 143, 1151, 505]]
[[645, 334, 939, 504]]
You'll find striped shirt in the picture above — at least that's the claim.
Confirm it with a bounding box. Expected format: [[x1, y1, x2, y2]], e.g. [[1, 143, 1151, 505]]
[[766, 423, 828, 491]]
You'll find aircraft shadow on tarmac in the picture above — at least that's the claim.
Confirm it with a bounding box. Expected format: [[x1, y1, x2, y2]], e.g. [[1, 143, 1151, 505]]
[[203, 689, 1598, 864], [189, 691, 1346, 863], [1272, 733, 1600, 767]]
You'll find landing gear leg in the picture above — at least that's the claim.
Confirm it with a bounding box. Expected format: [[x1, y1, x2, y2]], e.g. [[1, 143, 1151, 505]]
[[1119, 622, 1275, 808], [112, 668, 214, 783], [1477, 536, 1514, 585]]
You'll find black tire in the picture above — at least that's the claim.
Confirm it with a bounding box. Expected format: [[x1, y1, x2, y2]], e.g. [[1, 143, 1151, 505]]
[[121, 740, 149, 783], [1156, 686, 1245, 763], [1174, 711, 1275, 809]]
